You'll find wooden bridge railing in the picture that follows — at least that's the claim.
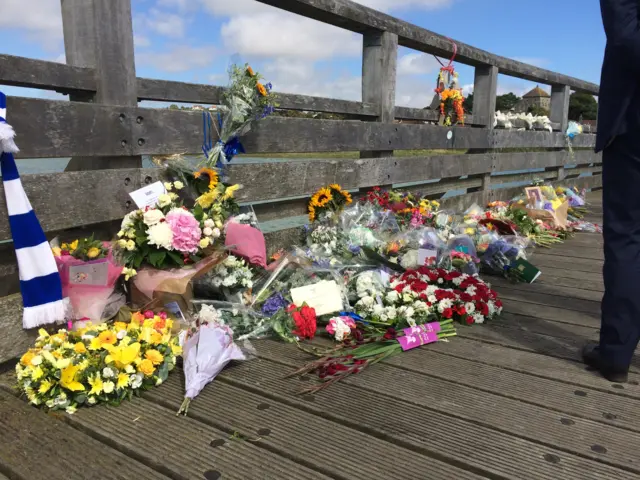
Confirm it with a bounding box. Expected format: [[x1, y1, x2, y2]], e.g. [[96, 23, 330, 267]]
[[0, 0, 601, 364]]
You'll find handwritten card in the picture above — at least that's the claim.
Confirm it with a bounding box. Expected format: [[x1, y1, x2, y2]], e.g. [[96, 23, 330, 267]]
[[291, 280, 343, 316], [69, 262, 109, 286], [418, 248, 438, 267], [129, 181, 167, 209]]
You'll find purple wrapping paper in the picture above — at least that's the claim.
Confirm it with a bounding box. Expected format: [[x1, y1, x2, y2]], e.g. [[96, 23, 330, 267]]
[[402, 322, 441, 337], [397, 330, 440, 351]]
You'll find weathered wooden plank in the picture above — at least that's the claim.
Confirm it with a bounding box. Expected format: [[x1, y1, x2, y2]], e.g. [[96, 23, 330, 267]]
[[550, 85, 571, 133], [491, 277, 603, 302], [63, 0, 141, 171], [143, 374, 487, 480], [492, 170, 558, 186], [426, 336, 640, 396], [535, 271, 604, 292], [0, 169, 162, 242], [214, 355, 633, 480], [532, 253, 603, 274], [0, 54, 95, 92], [0, 390, 169, 480], [494, 311, 599, 339], [503, 300, 600, 328], [360, 30, 398, 159], [0, 295, 35, 366], [499, 286, 600, 314], [254, 340, 640, 473], [137, 77, 379, 117], [472, 65, 498, 128], [383, 345, 640, 429], [10, 98, 599, 157], [63, 395, 331, 480], [254, 0, 599, 94], [540, 245, 604, 261], [493, 129, 595, 149], [10, 97, 133, 159]]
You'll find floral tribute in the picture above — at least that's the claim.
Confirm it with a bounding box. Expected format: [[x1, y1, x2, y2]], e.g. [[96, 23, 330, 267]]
[[16, 311, 181, 414], [308, 184, 352, 223], [52, 236, 109, 261], [354, 267, 502, 328], [116, 181, 218, 269], [432, 44, 465, 126], [203, 64, 277, 169]]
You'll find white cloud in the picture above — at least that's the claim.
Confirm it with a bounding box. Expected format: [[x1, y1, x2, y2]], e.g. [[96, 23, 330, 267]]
[[1, 0, 63, 47], [141, 8, 186, 38], [135, 35, 152, 48], [136, 45, 217, 72], [220, 12, 361, 60], [397, 52, 441, 76]]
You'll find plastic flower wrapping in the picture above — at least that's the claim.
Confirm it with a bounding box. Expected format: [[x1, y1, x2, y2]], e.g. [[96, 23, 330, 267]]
[[51, 237, 125, 323], [202, 63, 277, 169], [177, 304, 246, 415], [16, 310, 181, 414]]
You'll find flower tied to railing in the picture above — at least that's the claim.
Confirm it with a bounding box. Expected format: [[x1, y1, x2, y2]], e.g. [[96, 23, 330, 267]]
[[200, 63, 277, 170], [430, 38, 466, 127]]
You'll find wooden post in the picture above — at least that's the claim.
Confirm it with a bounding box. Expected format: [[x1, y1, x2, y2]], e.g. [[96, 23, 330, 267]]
[[360, 31, 398, 159], [550, 85, 570, 133], [61, 0, 141, 170], [471, 65, 498, 204], [472, 65, 498, 128]]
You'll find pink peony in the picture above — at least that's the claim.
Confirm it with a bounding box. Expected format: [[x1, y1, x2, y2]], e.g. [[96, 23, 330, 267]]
[[165, 209, 202, 254]]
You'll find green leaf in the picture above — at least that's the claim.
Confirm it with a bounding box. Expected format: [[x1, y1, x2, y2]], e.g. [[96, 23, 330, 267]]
[[148, 250, 166, 268], [167, 250, 183, 266]]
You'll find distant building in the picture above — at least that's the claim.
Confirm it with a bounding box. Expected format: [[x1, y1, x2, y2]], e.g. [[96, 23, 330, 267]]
[[514, 86, 551, 113]]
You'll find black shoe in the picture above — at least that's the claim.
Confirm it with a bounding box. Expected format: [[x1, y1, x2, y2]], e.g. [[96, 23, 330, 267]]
[[582, 343, 629, 383]]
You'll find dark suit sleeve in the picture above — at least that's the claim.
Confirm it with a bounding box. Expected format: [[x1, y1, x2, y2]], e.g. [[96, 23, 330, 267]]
[[601, 0, 640, 74]]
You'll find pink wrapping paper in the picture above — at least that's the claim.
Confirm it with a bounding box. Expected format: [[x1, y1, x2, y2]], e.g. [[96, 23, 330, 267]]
[[225, 222, 267, 268], [397, 330, 439, 351], [55, 245, 123, 321]]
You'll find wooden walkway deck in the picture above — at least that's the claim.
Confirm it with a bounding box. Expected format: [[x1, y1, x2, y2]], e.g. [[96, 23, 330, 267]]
[[3, 193, 638, 480]]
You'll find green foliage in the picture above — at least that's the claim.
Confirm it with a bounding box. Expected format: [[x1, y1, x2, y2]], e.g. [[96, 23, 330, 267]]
[[569, 92, 598, 121], [527, 105, 550, 117], [496, 93, 521, 112], [463, 92, 473, 114]]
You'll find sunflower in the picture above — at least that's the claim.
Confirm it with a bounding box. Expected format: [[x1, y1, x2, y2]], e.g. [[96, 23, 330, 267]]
[[342, 190, 353, 204], [193, 167, 219, 191], [246, 66, 255, 77], [310, 187, 332, 208], [308, 205, 316, 222], [257, 83, 267, 97]]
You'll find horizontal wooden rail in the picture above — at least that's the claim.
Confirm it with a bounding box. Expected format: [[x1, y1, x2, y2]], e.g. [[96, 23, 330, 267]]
[[8, 97, 596, 158], [254, 0, 599, 94], [0, 54, 96, 92], [0, 150, 601, 241]]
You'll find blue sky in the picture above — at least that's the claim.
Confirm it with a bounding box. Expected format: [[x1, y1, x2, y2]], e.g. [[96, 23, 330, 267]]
[[1, 0, 605, 107]]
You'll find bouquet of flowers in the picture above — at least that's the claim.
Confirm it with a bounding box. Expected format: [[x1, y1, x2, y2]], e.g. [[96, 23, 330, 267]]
[[289, 318, 457, 394], [434, 64, 465, 126], [16, 310, 181, 414], [354, 267, 502, 328], [52, 236, 125, 322], [308, 184, 353, 223], [178, 304, 245, 415], [202, 63, 277, 169], [196, 254, 255, 302]]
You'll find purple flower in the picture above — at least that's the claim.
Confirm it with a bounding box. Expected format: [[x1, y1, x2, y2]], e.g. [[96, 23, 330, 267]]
[[261, 292, 288, 317]]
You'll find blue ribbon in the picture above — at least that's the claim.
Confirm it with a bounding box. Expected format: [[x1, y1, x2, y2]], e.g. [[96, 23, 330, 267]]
[[202, 111, 245, 169]]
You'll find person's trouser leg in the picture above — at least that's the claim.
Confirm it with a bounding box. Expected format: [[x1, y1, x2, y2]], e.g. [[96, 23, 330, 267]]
[[601, 132, 640, 370]]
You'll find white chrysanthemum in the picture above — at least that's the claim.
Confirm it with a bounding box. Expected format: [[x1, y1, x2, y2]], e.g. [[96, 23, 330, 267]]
[[386, 290, 399, 303], [372, 304, 384, 316], [413, 300, 429, 312], [465, 302, 476, 314], [437, 299, 453, 313], [385, 306, 397, 319], [102, 367, 115, 379], [473, 313, 485, 324], [360, 296, 374, 308], [426, 285, 438, 295], [147, 222, 173, 250], [428, 295, 437, 304], [400, 249, 419, 269]]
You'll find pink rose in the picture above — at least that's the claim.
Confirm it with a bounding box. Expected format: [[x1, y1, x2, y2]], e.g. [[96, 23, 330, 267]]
[[165, 209, 202, 254]]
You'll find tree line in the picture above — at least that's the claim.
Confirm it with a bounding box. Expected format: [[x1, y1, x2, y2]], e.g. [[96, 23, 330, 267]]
[[462, 91, 597, 121]]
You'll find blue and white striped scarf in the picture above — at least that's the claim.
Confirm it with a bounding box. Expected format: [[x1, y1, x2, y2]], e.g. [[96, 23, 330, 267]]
[[0, 92, 66, 328]]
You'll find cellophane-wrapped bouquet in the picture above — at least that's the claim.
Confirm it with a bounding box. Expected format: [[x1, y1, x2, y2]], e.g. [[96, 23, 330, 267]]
[[203, 63, 277, 169]]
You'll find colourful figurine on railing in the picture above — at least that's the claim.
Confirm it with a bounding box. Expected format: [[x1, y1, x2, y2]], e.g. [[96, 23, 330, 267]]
[[429, 41, 466, 127]]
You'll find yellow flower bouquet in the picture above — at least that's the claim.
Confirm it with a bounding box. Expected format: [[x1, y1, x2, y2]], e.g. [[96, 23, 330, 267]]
[[308, 184, 353, 223], [16, 310, 181, 414]]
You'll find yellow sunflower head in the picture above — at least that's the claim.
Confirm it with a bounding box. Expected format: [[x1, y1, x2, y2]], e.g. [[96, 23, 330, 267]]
[[311, 187, 332, 208], [308, 205, 316, 223], [194, 167, 219, 191]]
